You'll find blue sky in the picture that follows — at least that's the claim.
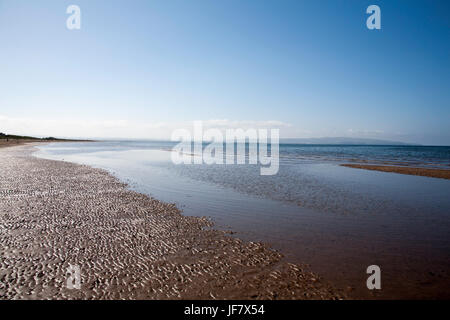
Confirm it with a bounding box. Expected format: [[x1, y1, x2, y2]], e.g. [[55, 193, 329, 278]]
[[0, 0, 449, 144]]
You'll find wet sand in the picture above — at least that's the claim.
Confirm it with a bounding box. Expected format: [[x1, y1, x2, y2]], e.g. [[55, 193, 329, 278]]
[[341, 163, 450, 180], [0, 144, 344, 300]]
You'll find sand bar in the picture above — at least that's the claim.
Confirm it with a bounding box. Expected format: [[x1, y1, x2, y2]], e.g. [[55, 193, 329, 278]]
[[341, 163, 450, 180]]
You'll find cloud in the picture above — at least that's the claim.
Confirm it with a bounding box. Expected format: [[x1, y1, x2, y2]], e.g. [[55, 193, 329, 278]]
[[199, 119, 291, 129], [0, 115, 292, 140], [346, 128, 385, 137]]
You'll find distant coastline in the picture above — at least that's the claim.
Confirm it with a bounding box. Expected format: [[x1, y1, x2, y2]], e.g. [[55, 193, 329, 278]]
[[0, 133, 92, 148]]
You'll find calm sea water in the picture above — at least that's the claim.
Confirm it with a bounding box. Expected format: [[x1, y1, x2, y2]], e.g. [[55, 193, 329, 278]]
[[35, 141, 450, 298]]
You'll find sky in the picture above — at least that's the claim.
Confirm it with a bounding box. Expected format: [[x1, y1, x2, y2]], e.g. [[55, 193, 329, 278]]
[[0, 0, 449, 145]]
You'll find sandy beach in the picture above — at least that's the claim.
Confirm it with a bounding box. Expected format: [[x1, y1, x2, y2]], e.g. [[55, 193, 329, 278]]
[[0, 139, 45, 149], [0, 143, 344, 300], [0, 139, 90, 149]]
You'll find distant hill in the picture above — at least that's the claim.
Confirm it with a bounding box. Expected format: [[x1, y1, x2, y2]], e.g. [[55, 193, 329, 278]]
[[280, 137, 418, 145]]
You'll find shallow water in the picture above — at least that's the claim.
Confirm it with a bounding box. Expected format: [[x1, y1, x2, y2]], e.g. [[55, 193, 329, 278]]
[[35, 141, 450, 298]]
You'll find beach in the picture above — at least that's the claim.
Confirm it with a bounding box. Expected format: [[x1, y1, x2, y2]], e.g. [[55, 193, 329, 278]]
[[0, 143, 344, 300], [0, 138, 89, 149], [0, 139, 44, 149]]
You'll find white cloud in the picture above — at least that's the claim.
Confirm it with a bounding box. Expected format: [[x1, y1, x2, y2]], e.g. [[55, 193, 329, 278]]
[[346, 128, 385, 137], [0, 115, 292, 140]]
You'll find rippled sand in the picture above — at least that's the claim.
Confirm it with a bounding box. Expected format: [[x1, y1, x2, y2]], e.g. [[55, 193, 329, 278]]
[[0, 144, 344, 300]]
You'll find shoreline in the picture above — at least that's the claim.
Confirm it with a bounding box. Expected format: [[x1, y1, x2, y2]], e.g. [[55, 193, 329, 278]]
[[0, 143, 345, 299], [341, 163, 450, 180]]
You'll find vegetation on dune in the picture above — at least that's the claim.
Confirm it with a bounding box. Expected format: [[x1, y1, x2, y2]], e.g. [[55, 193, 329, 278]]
[[0, 132, 70, 141]]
